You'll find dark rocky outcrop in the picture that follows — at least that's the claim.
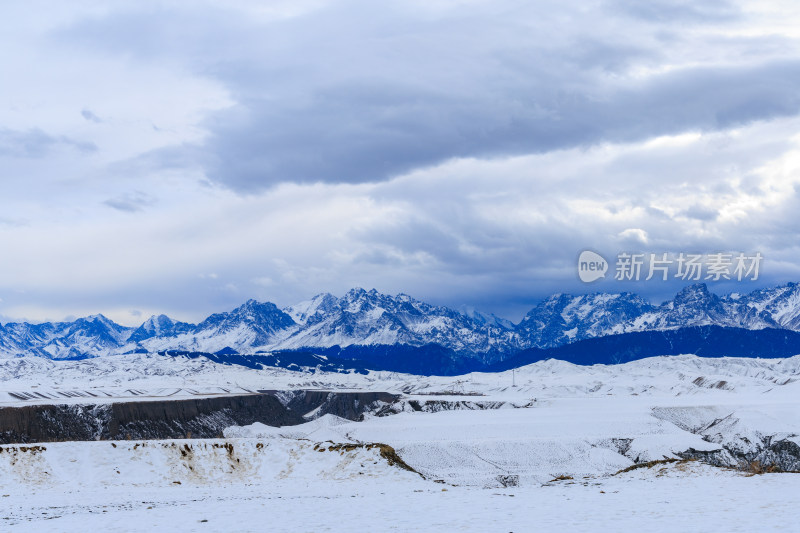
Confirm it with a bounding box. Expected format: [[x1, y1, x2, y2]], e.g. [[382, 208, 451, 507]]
[[678, 439, 800, 473], [261, 390, 399, 421], [0, 403, 111, 443], [0, 391, 400, 444], [0, 394, 302, 444], [755, 439, 800, 472]]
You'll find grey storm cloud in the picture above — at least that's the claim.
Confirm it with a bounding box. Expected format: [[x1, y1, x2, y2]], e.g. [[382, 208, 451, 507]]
[[0, 128, 97, 158], [3, 0, 800, 325], [53, 1, 800, 192], [610, 0, 741, 23], [81, 109, 103, 123], [682, 204, 719, 221], [199, 60, 800, 190], [103, 191, 157, 213]]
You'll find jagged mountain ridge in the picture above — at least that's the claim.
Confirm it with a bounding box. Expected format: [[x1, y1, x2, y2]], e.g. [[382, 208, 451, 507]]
[[128, 314, 194, 343], [0, 315, 133, 359], [516, 292, 657, 348], [279, 288, 519, 357], [2, 282, 800, 360]]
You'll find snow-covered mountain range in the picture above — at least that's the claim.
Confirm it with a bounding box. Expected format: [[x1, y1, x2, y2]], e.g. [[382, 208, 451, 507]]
[[2, 282, 800, 361]]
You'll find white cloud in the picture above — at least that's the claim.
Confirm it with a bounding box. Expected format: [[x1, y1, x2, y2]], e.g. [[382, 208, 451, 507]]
[[618, 228, 650, 246]]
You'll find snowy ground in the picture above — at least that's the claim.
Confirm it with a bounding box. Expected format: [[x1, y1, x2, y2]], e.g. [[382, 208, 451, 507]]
[[2, 352, 799, 404], [1, 353, 799, 531], [1, 458, 797, 532]]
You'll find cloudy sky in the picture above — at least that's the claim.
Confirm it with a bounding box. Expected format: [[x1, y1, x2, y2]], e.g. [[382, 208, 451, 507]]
[[2, 0, 800, 325]]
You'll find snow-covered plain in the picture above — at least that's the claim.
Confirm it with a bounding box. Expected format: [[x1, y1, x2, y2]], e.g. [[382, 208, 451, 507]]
[[1, 353, 799, 531], [2, 460, 799, 532], [3, 351, 799, 403]]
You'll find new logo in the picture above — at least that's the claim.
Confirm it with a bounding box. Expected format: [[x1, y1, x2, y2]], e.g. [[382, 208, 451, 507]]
[[578, 250, 608, 283]]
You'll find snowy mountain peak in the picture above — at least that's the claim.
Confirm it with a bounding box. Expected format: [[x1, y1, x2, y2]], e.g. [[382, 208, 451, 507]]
[[75, 314, 128, 334], [190, 299, 296, 350], [199, 300, 294, 329], [285, 293, 339, 326], [672, 283, 715, 305], [339, 287, 386, 314], [268, 287, 516, 354], [732, 282, 800, 330], [128, 314, 194, 343], [516, 291, 656, 347], [344, 287, 368, 299], [458, 306, 514, 329], [70, 314, 128, 335], [633, 283, 732, 331], [139, 314, 169, 330], [4, 282, 800, 361]]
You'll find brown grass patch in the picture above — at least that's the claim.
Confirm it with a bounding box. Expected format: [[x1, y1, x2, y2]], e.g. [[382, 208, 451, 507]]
[[315, 442, 422, 476], [613, 458, 689, 475]]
